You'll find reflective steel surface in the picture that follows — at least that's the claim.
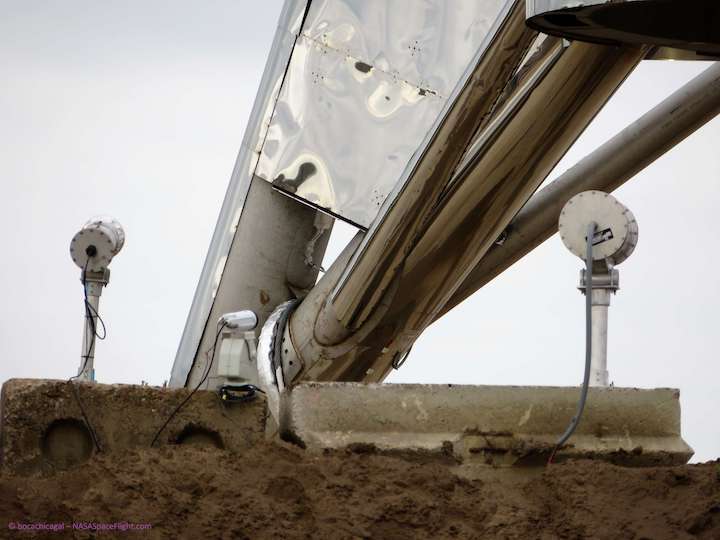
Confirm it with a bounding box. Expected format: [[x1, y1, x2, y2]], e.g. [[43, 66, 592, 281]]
[[527, 0, 720, 56], [256, 0, 511, 227], [329, 0, 534, 329], [439, 63, 720, 318], [170, 0, 310, 387], [299, 41, 645, 383]]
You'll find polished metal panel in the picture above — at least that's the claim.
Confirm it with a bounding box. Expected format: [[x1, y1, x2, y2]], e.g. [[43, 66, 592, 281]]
[[301, 0, 507, 98], [170, 0, 310, 387], [527, 0, 720, 56], [287, 1, 538, 375], [296, 41, 645, 383], [256, 34, 446, 227], [328, 0, 533, 329], [256, 0, 511, 228]]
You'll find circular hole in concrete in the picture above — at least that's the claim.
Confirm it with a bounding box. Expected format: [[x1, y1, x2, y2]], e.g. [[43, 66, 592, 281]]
[[41, 418, 94, 469], [175, 425, 224, 449]]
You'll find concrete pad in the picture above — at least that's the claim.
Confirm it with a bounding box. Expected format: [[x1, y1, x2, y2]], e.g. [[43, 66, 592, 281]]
[[282, 383, 693, 466], [0, 379, 266, 474]]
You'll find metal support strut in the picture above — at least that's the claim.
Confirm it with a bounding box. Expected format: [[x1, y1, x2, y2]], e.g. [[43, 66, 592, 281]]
[[78, 269, 109, 382], [580, 269, 619, 387]]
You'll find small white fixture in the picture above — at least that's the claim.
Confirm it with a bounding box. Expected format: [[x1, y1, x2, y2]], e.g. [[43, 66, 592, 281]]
[[70, 217, 125, 382], [218, 310, 258, 331]]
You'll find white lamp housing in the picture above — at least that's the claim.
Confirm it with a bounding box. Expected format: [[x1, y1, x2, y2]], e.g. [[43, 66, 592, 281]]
[[70, 216, 125, 382], [70, 216, 125, 272], [218, 310, 258, 331]]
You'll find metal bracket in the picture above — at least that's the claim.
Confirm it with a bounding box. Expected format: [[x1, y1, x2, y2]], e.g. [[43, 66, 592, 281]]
[[579, 268, 620, 293]]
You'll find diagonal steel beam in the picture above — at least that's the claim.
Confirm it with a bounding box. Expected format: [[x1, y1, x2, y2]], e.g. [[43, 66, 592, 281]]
[[439, 62, 720, 318]]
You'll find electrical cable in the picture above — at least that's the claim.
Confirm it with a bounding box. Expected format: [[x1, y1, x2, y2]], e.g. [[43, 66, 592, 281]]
[[67, 381, 102, 453], [67, 255, 105, 453], [76, 259, 94, 379], [75, 257, 107, 380], [150, 322, 227, 447], [548, 221, 597, 465], [218, 384, 264, 403], [82, 258, 107, 341], [392, 346, 413, 370]]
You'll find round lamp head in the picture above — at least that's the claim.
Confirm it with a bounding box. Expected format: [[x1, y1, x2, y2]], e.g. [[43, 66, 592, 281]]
[[558, 191, 638, 266], [70, 217, 125, 272]]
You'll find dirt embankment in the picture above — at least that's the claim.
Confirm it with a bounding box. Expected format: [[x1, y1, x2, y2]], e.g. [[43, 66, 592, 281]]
[[1, 441, 718, 539]]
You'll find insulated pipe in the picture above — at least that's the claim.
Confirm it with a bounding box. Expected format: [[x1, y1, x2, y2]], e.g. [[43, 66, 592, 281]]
[[440, 61, 720, 318]]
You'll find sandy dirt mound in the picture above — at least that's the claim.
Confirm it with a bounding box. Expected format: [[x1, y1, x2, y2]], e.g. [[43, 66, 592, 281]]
[[1, 440, 718, 539]]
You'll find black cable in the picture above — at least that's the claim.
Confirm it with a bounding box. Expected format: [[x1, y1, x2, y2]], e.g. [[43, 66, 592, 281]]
[[67, 380, 103, 453], [74, 258, 107, 382], [150, 323, 227, 447], [75, 259, 94, 379], [392, 346, 413, 370], [548, 221, 597, 465], [82, 258, 106, 341], [66, 256, 105, 453], [84, 300, 106, 340], [218, 384, 264, 403]]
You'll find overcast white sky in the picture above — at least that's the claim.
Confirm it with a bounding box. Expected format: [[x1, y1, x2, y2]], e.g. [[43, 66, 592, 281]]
[[1, 1, 718, 462]]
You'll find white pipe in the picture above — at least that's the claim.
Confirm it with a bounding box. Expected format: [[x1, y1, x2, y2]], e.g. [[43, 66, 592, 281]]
[[589, 288, 611, 387], [78, 288, 101, 382]]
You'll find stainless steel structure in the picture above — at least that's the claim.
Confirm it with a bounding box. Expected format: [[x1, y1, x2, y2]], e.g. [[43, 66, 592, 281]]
[[171, 1, 322, 388], [172, 0, 529, 387], [292, 38, 645, 382], [179, 178, 330, 389], [173, 0, 720, 391], [527, 0, 720, 57], [256, 0, 510, 228], [441, 62, 720, 317]]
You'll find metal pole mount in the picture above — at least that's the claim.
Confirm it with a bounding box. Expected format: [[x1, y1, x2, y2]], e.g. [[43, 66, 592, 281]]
[[559, 191, 639, 387]]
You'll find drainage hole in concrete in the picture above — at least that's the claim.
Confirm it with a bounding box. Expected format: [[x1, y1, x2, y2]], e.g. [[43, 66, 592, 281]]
[[41, 418, 94, 469], [175, 425, 224, 449]]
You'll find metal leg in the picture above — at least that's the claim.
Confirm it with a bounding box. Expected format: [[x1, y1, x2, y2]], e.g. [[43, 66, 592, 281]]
[[590, 288, 611, 387], [77, 271, 108, 382]]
